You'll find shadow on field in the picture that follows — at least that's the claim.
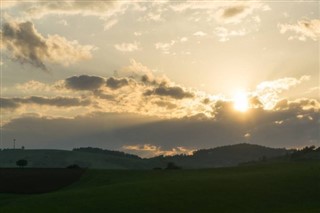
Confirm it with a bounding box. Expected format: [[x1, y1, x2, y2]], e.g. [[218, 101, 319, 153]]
[[0, 168, 85, 194]]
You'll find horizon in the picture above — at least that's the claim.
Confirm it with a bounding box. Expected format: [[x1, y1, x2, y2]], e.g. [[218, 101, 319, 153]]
[[0, 142, 316, 159], [1, 1, 319, 158]]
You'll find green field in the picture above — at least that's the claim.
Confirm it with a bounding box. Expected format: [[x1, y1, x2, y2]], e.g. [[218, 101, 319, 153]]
[[1, 161, 320, 213]]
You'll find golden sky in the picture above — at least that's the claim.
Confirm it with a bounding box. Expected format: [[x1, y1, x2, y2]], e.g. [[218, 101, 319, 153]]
[[0, 1, 319, 157]]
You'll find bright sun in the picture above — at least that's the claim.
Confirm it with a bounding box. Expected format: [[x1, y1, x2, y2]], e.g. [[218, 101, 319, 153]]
[[233, 90, 249, 112]]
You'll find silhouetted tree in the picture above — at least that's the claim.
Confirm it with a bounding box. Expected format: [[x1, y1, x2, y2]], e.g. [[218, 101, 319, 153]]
[[165, 162, 181, 170], [66, 164, 81, 169], [16, 159, 28, 168]]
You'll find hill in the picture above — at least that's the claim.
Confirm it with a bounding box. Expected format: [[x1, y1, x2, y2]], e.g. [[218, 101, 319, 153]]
[[0, 161, 320, 212], [0, 149, 152, 169], [155, 143, 289, 168], [0, 143, 290, 169]]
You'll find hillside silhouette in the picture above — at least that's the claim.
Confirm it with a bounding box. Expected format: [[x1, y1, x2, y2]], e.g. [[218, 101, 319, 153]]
[[0, 143, 292, 169]]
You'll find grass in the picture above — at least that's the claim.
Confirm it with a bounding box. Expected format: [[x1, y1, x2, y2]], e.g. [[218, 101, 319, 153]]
[[0, 161, 319, 212]]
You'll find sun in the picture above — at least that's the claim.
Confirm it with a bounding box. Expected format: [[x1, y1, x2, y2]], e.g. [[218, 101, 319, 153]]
[[233, 90, 249, 112]]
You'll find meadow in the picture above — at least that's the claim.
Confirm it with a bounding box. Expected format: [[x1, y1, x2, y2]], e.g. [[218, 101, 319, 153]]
[[0, 161, 319, 213]]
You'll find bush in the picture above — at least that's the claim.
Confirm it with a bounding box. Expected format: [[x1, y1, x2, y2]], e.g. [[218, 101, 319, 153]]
[[165, 162, 181, 170], [16, 159, 28, 168], [66, 164, 81, 169]]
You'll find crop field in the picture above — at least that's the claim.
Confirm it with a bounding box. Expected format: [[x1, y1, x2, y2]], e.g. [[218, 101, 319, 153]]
[[0, 161, 319, 213]]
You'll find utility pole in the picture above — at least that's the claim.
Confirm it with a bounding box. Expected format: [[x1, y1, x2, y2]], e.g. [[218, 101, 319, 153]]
[[13, 138, 16, 149]]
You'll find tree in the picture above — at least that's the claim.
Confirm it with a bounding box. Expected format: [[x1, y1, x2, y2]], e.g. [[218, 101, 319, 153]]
[[165, 162, 181, 170], [16, 159, 28, 168]]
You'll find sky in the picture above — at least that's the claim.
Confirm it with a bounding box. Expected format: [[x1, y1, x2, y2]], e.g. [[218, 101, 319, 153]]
[[0, 0, 319, 157]]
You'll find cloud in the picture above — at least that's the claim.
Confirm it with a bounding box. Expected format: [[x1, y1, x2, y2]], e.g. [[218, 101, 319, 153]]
[[16, 80, 51, 93], [1, 20, 94, 70], [1, 96, 91, 109], [193, 31, 207, 37], [114, 41, 141, 52], [116, 59, 159, 82], [3, 97, 317, 154], [106, 77, 129, 90], [122, 144, 194, 158], [103, 19, 118, 30], [2, 72, 319, 154], [278, 19, 320, 41], [0, 0, 19, 9], [180, 37, 188, 42], [144, 85, 194, 100], [254, 76, 310, 109], [65, 75, 105, 91], [0, 98, 20, 109], [214, 27, 247, 42], [215, 3, 270, 24], [22, 1, 127, 25], [153, 101, 177, 109], [155, 40, 176, 54], [222, 5, 246, 18]]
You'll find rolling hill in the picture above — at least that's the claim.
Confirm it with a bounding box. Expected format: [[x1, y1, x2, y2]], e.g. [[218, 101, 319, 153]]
[[0, 143, 290, 169]]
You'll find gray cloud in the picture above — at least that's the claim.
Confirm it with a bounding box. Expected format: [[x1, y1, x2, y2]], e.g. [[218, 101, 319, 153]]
[[1, 96, 91, 109], [106, 77, 129, 90], [144, 85, 194, 99], [1, 20, 94, 70], [65, 75, 105, 91], [2, 99, 318, 154], [0, 98, 20, 109], [153, 101, 177, 109], [222, 5, 245, 18]]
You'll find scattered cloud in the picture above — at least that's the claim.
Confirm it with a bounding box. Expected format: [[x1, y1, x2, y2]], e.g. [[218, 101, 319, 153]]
[[1, 20, 94, 71], [214, 27, 247, 42], [279, 19, 320, 41], [254, 76, 310, 109], [22, 1, 127, 29], [104, 19, 118, 30], [215, 2, 270, 24], [155, 40, 176, 54], [193, 31, 207, 37], [16, 80, 51, 93], [180, 37, 188, 42], [114, 41, 141, 52], [122, 144, 194, 158]]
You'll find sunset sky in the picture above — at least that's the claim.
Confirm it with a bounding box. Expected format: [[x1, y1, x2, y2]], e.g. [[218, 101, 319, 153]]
[[1, 0, 319, 157]]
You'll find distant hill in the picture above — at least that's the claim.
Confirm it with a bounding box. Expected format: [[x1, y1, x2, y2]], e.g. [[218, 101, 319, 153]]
[[0, 149, 152, 169], [154, 143, 290, 169], [0, 143, 294, 169]]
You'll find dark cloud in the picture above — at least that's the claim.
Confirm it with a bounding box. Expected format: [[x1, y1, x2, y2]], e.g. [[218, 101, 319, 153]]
[[153, 101, 177, 109], [144, 85, 194, 99], [1, 20, 93, 70], [2, 113, 158, 150], [93, 90, 115, 101], [0, 98, 21, 109], [1, 21, 48, 70], [2, 99, 318, 154], [1, 96, 91, 109], [222, 5, 246, 18], [106, 77, 129, 90], [65, 75, 105, 91]]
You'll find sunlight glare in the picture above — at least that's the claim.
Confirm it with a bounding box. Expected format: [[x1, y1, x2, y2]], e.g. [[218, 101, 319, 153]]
[[233, 90, 249, 112]]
